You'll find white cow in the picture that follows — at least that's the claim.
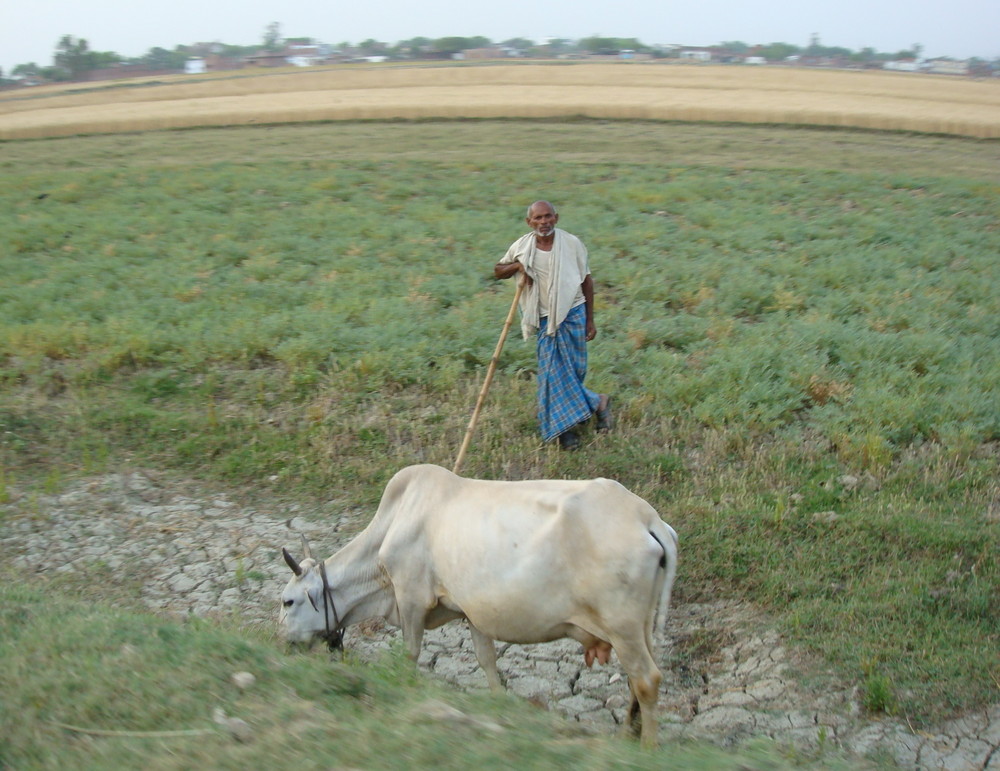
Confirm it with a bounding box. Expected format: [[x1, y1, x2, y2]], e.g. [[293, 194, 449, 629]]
[[279, 464, 678, 746]]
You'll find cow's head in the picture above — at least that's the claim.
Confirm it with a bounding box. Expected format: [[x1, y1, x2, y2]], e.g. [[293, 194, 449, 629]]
[[279, 538, 344, 650]]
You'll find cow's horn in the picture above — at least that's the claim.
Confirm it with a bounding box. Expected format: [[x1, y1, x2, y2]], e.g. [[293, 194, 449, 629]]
[[300, 533, 313, 560], [282, 547, 303, 576]]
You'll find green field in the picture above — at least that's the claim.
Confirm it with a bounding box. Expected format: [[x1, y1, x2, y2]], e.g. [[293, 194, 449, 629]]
[[1, 119, 998, 767]]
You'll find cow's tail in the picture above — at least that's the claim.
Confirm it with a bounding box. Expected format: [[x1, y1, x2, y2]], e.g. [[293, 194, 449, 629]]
[[649, 520, 679, 636]]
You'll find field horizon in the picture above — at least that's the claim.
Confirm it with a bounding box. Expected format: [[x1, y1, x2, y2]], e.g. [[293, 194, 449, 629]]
[[2, 61, 1000, 139]]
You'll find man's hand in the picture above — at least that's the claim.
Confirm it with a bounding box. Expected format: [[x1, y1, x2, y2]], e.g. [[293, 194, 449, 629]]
[[495, 260, 533, 288], [586, 321, 597, 341]]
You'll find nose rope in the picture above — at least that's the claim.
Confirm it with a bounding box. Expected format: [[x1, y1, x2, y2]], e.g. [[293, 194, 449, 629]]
[[318, 561, 344, 650]]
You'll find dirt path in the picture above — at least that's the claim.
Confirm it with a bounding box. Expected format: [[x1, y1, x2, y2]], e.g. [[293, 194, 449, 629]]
[[2, 469, 997, 769]]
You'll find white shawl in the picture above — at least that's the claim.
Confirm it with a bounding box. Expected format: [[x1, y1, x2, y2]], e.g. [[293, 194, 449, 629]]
[[499, 228, 590, 339]]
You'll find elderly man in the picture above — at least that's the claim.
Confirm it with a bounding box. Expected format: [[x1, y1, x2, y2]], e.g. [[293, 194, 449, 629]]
[[494, 201, 612, 450]]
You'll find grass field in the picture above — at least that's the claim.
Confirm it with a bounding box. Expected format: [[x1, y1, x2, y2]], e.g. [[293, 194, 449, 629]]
[[1, 583, 867, 770], [2, 62, 1000, 139], [0, 73, 998, 767]]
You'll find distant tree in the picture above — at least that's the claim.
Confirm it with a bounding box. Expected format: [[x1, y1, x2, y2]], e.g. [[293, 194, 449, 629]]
[[392, 37, 432, 58], [912, 43, 924, 60], [54, 35, 93, 79], [12, 62, 42, 77], [579, 36, 619, 55], [90, 50, 121, 69], [49, 36, 119, 79], [358, 38, 387, 55], [262, 22, 282, 51], [719, 41, 749, 54], [969, 58, 993, 77], [802, 34, 853, 59], [432, 36, 491, 56], [621, 37, 648, 52], [432, 37, 467, 56], [138, 46, 188, 70], [544, 38, 575, 55], [501, 37, 535, 51], [579, 36, 647, 55], [822, 45, 852, 58], [850, 46, 878, 63], [650, 44, 679, 59], [215, 42, 259, 60], [758, 42, 800, 61]]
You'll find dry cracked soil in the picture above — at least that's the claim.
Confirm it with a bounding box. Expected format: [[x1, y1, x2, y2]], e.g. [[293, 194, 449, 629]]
[[2, 469, 997, 770]]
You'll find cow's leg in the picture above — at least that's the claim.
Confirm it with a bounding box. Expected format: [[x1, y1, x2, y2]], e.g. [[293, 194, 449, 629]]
[[612, 637, 662, 748], [468, 623, 503, 690], [397, 601, 427, 663]]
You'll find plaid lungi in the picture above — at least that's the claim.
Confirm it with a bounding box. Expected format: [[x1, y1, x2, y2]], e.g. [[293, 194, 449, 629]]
[[537, 303, 601, 441]]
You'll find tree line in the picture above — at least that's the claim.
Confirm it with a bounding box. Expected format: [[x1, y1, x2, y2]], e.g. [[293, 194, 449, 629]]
[[0, 25, 982, 84]]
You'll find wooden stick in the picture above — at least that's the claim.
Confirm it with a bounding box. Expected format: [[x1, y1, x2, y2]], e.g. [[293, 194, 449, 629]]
[[51, 721, 216, 738], [453, 279, 525, 475]]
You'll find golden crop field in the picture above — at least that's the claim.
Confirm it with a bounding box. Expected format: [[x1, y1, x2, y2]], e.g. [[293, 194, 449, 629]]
[[1, 61, 999, 139]]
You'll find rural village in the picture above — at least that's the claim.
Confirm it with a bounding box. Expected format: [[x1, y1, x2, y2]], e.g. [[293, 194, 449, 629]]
[[2, 29, 993, 88]]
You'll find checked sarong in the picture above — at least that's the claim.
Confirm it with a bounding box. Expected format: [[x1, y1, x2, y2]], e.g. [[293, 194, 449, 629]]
[[537, 303, 601, 441]]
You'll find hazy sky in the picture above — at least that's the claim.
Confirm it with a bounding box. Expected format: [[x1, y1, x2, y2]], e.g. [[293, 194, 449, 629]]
[[3, 0, 998, 74]]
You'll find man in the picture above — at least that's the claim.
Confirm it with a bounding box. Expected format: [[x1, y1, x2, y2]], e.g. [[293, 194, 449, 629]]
[[494, 201, 612, 450]]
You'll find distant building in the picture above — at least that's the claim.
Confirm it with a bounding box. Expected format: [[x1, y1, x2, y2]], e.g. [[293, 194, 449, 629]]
[[286, 44, 329, 67], [459, 45, 525, 59], [185, 58, 206, 75], [7, 74, 45, 87], [462, 47, 506, 60], [618, 50, 652, 61], [923, 58, 969, 75], [201, 54, 244, 72], [680, 49, 712, 61], [244, 51, 292, 68]]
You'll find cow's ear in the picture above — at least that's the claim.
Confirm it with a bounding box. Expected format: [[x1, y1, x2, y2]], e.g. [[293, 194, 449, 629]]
[[283, 547, 302, 576]]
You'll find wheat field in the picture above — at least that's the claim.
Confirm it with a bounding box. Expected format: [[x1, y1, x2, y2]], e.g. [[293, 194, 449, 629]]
[[1, 61, 999, 139]]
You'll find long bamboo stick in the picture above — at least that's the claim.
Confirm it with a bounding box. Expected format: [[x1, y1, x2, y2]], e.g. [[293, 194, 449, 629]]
[[452, 279, 525, 475]]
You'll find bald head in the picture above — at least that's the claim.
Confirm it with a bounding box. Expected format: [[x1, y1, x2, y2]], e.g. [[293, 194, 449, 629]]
[[525, 200, 559, 240], [526, 200, 557, 219]]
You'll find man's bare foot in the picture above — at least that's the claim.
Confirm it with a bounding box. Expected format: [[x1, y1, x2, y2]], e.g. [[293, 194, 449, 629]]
[[596, 395, 613, 432]]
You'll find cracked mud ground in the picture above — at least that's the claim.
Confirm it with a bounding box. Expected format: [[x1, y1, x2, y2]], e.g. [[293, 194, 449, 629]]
[[2, 469, 997, 770]]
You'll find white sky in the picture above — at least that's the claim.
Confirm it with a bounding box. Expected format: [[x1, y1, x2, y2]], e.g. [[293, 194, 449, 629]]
[[2, 0, 998, 74]]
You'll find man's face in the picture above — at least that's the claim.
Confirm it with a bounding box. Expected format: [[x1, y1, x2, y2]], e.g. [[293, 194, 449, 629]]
[[526, 204, 558, 237]]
